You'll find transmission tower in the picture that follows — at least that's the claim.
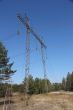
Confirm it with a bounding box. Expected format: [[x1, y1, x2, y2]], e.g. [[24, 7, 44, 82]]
[[17, 13, 48, 96]]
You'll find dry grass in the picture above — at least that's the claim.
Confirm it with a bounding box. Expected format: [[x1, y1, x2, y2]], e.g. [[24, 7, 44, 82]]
[[0, 92, 73, 110]]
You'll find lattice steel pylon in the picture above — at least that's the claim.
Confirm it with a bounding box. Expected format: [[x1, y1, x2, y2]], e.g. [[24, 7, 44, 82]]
[[17, 13, 48, 98], [25, 16, 30, 95], [41, 45, 48, 93]]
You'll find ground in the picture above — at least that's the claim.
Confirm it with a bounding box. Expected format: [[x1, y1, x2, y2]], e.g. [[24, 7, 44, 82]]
[[0, 92, 73, 110]]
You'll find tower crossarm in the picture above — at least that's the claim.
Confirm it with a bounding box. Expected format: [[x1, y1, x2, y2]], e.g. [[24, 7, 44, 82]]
[[17, 14, 47, 49], [30, 28, 47, 48]]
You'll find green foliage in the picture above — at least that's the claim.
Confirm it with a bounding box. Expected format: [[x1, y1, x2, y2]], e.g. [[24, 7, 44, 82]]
[[53, 83, 62, 91], [12, 84, 24, 93], [61, 72, 73, 91], [34, 78, 40, 94], [12, 84, 19, 92], [26, 75, 34, 94], [0, 42, 16, 82], [0, 84, 6, 97], [65, 72, 71, 91], [0, 42, 16, 97], [69, 72, 73, 91], [12, 71, 73, 94], [23, 75, 52, 94], [62, 78, 66, 90], [23, 75, 34, 94]]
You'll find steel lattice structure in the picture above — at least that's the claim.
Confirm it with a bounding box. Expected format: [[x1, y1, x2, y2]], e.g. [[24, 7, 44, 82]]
[[17, 13, 48, 96]]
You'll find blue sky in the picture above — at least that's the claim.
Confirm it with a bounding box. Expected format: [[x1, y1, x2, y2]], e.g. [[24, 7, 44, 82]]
[[0, 0, 73, 83]]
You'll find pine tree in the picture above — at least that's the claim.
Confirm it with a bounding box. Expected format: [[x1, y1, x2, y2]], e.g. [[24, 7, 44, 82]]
[[0, 42, 16, 82], [62, 77, 66, 90], [70, 72, 73, 91], [65, 72, 71, 91], [23, 75, 34, 94], [0, 42, 16, 97], [34, 78, 40, 94]]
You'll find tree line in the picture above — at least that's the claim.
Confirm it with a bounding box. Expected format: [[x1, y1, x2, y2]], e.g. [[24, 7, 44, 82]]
[[12, 72, 73, 95]]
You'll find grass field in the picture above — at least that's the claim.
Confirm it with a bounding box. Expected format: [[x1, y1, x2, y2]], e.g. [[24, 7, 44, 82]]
[[0, 92, 73, 110]]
